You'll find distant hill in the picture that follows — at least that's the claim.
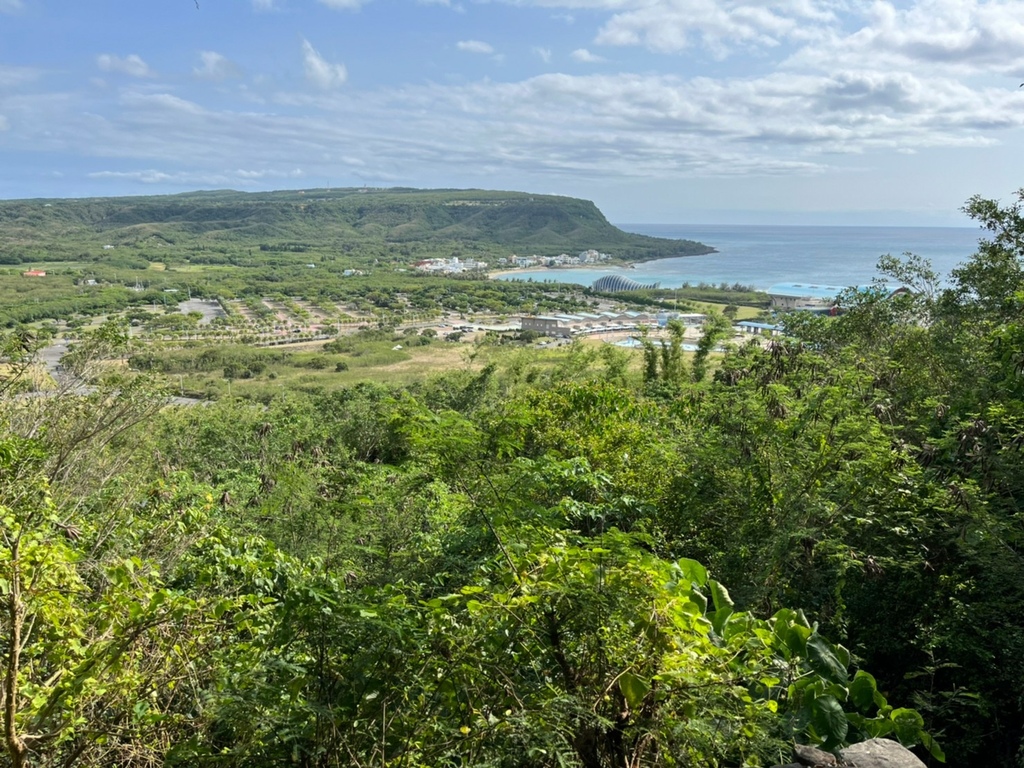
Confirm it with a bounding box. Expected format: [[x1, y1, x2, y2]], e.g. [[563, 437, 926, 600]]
[[0, 188, 714, 263]]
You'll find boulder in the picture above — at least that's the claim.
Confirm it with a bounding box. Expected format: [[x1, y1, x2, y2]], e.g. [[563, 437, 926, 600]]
[[838, 739, 927, 768], [794, 744, 837, 766], [772, 739, 926, 768]]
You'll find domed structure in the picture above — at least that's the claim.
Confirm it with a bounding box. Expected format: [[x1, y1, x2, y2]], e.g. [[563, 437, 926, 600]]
[[592, 275, 660, 292]]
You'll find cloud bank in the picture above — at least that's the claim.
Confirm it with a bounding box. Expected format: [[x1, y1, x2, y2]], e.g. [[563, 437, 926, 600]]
[[0, 0, 1020, 221]]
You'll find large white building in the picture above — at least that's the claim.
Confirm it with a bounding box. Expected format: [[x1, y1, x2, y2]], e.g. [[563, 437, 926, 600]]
[[767, 283, 846, 311], [520, 311, 656, 337]]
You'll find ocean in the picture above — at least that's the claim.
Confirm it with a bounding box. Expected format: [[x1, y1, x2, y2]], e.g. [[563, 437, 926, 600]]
[[495, 224, 985, 290]]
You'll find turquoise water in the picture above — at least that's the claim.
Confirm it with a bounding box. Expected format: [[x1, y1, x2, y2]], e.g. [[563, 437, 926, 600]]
[[497, 224, 985, 290]]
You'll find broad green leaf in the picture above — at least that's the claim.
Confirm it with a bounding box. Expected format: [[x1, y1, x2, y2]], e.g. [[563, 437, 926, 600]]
[[687, 588, 708, 614], [212, 598, 234, 619], [709, 580, 734, 613], [890, 707, 925, 745], [675, 558, 707, 587], [709, 580, 734, 634], [835, 644, 851, 668], [619, 672, 651, 710], [919, 730, 946, 763], [811, 694, 848, 746], [873, 687, 889, 710], [824, 683, 849, 701], [785, 624, 811, 656], [806, 634, 849, 684], [849, 670, 878, 712], [845, 712, 894, 739]]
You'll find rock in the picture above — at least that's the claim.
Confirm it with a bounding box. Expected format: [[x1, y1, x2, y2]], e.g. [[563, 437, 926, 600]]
[[794, 743, 838, 766], [838, 738, 927, 768], [775, 739, 926, 768]]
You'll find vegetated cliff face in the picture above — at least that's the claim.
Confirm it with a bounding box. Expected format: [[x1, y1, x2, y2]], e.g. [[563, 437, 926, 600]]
[[0, 187, 714, 261]]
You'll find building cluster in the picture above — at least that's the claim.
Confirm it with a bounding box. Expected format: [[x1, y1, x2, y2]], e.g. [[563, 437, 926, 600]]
[[520, 310, 706, 338], [412, 257, 488, 274], [765, 283, 910, 315], [765, 283, 846, 312], [499, 249, 611, 268]]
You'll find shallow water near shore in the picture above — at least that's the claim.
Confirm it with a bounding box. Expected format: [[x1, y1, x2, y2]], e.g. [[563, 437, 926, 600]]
[[495, 224, 984, 290]]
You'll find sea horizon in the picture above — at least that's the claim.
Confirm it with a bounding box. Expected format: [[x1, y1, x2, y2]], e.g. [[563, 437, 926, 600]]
[[496, 222, 985, 291]]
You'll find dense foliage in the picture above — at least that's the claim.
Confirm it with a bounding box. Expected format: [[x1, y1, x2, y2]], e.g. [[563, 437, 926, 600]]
[[3, 191, 1024, 766]]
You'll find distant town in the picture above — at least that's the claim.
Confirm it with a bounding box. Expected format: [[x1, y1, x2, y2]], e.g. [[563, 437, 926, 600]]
[[413, 249, 613, 275]]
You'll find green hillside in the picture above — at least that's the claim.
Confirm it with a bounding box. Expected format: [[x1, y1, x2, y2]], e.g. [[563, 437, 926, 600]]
[[0, 187, 713, 262]]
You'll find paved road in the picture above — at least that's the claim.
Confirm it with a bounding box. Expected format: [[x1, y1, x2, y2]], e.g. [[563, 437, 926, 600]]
[[178, 299, 226, 325], [32, 340, 203, 406], [38, 340, 69, 376]]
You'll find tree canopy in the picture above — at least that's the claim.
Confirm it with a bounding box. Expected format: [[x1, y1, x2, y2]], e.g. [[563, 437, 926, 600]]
[[4, 190, 1024, 766]]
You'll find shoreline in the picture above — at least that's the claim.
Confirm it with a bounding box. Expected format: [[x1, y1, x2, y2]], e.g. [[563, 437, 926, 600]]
[[487, 248, 717, 281], [488, 264, 636, 279]]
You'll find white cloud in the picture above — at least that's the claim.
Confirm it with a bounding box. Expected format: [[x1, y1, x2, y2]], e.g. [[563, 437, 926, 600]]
[[96, 54, 153, 78], [236, 168, 305, 179], [251, 0, 275, 8], [590, 0, 834, 56], [5, 16, 1022, 197], [571, 48, 604, 62], [302, 39, 348, 89], [0, 115, 9, 131], [89, 167, 307, 186], [317, 0, 370, 9], [534, 47, 553, 62], [457, 40, 495, 54], [508, 0, 1024, 73], [193, 51, 239, 80], [0, 65, 41, 88], [121, 91, 205, 116], [0, 0, 23, 13], [788, 0, 1024, 75], [89, 169, 175, 184]]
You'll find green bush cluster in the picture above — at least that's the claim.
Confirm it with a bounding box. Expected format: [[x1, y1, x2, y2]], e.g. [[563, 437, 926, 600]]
[[4, 191, 1024, 766]]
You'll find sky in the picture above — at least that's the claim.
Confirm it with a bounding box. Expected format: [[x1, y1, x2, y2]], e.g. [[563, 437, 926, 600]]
[[1, 0, 1023, 225]]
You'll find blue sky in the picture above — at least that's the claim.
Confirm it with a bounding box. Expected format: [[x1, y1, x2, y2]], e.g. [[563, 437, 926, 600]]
[[2, 0, 1023, 225]]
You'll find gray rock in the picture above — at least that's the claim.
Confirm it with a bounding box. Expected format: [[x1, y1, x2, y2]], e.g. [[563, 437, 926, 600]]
[[794, 743, 838, 766], [838, 738, 926, 768]]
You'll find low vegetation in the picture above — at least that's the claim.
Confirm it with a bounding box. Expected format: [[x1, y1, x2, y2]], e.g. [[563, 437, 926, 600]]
[[2, 190, 1023, 766]]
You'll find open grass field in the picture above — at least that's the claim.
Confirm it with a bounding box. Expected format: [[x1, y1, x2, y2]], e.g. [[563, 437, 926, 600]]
[[161, 337, 571, 399], [121, 305, 766, 402]]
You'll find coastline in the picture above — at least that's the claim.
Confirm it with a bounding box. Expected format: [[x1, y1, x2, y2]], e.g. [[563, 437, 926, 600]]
[[488, 264, 638, 279], [489, 224, 980, 290]]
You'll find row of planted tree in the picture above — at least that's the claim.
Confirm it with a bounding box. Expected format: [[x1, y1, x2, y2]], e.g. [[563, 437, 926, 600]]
[[2, 192, 1023, 766]]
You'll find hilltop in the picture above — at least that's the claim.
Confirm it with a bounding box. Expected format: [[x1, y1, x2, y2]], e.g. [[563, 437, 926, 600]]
[[0, 187, 713, 264]]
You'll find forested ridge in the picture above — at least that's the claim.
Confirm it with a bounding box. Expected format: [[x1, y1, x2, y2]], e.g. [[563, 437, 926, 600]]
[[2, 192, 1023, 767], [0, 188, 712, 264]]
